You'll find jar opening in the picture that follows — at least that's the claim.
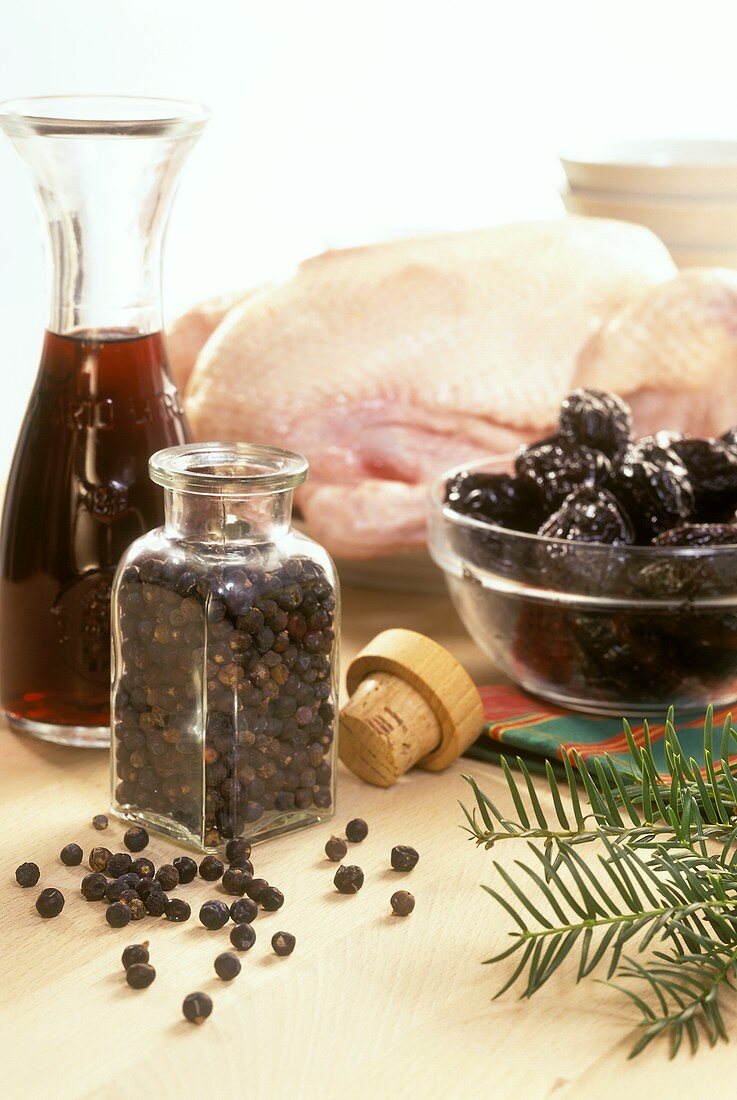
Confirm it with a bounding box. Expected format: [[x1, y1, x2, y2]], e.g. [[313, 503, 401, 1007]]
[[150, 443, 309, 496]]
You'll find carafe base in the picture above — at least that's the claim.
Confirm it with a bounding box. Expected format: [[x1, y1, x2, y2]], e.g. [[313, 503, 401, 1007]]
[[5, 712, 109, 749]]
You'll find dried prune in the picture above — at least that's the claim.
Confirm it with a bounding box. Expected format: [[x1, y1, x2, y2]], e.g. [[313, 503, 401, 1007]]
[[444, 472, 541, 579], [538, 487, 634, 545], [720, 425, 737, 449], [569, 615, 631, 692], [511, 597, 737, 710], [606, 442, 694, 542], [512, 606, 579, 689], [444, 471, 535, 529], [558, 388, 633, 459], [641, 430, 685, 451], [664, 610, 737, 683], [448, 523, 539, 583], [627, 557, 708, 599], [573, 611, 686, 701], [652, 523, 737, 547], [515, 440, 610, 513], [668, 438, 737, 521], [536, 488, 633, 592]]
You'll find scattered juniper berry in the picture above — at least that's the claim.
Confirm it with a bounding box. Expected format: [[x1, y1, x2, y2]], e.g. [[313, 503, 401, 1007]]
[[199, 900, 230, 930], [143, 890, 168, 917], [60, 843, 83, 867], [155, 864, 179, 891], [89, 847, 112, 873], [346, 819, 368, 843], [391, 845, 419, 872], [136, 878, 160, 901], [272, 931, 296, 956], [228, 858, 254, 876], [122, 943, 149, 969], [106, 901, 133, 928], [222, 867, 250, 896], [165, 898, 191, 922], [15, 862, 40, 888], [105, 878, 131, 903], [126, 963, 156, 989], [126, 896, 146, 921], [325, 836, 347, 862], [230, 897, 258, 924], [36, 887, 65, 917], [390, 890, 415, 916], [172, 856, 197, 884], [214, 952, 241, 980], [199, 856, 224, 882], [225, 837, 252, 864], [260, 885, 284, 912], [81, 872, 107, 901], [123, 826, 149, 853], [132, 857, 155, 879], [230, 922, 256, 951], [245, 878, 269, 904], [106, 852, 132, 878], [334, 865, 364, 894], [92, 814, 109, 830], [183, 992, 212, 1025]]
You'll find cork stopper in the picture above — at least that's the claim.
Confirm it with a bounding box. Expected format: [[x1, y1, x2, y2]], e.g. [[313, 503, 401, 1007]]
[[339, 628, 484, 787]]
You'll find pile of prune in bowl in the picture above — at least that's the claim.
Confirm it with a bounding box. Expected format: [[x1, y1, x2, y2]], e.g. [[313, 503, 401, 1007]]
[[428, 388, 737, 715]]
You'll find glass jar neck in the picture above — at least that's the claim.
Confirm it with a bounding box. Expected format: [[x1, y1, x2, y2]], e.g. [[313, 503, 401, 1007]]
[[0, 99, 207, 336], [164, 488, 295, 545]]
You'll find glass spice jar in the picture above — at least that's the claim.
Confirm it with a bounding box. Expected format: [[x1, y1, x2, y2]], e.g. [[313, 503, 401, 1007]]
[[111, 443, 339, 850]]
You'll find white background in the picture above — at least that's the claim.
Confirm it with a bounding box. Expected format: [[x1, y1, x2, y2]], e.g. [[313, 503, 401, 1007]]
[[1, 0, 737, 474]]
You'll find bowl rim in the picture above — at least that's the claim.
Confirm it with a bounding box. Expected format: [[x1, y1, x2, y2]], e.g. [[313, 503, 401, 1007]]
[[560, 140, 737, 170], [430, 455, 737, 558], [560, 182, 737, 212]]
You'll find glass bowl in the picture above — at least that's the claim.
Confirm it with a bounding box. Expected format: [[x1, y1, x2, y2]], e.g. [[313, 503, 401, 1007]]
[[428, 456, 737, 716]]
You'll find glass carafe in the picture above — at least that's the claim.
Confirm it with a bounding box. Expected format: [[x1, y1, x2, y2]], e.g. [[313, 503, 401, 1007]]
[[0, 96, 209, 747], [111, 443, 340, 850]]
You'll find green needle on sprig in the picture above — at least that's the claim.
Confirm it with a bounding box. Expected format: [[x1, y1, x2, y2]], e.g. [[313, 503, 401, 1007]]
[[461, 706, 737, 1058]]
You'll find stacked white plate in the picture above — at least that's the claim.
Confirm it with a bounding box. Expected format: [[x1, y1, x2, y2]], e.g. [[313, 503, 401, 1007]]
[[560, 141, 737, 269]]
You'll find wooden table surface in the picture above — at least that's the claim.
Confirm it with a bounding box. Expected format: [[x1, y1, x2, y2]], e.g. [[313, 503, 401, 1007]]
[[4, 584, 736, 1099]]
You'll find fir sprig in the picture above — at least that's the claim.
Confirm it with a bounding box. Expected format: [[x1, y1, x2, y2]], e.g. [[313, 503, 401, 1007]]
[[462, 707, 737, 1057], [614, 945, 737, 1058]]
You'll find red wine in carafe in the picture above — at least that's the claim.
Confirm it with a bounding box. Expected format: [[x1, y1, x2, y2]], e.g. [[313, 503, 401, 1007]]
[[0, 328, 189, 732]]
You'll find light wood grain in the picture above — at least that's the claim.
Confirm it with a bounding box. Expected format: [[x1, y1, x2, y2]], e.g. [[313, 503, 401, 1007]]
[[3, 585, 736, 1100]]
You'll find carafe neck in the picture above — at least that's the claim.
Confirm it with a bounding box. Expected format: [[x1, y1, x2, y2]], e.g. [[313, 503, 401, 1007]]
[[43, 181, 168, 335], [0, 97, 209, 336]]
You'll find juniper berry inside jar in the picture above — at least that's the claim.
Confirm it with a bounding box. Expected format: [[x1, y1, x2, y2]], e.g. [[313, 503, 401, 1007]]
[[110, 443, 339, 851]]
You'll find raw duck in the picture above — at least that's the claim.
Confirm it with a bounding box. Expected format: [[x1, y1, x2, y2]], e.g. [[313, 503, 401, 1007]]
[[173, 218, 737, 558], [167, 289, 252, 394]]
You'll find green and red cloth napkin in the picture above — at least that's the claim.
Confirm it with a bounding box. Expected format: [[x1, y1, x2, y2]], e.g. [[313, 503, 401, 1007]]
[[466, 684, 735, 776]]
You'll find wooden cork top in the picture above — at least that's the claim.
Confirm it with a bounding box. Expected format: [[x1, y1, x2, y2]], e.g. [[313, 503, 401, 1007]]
[[339, 628, 484, 787]]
